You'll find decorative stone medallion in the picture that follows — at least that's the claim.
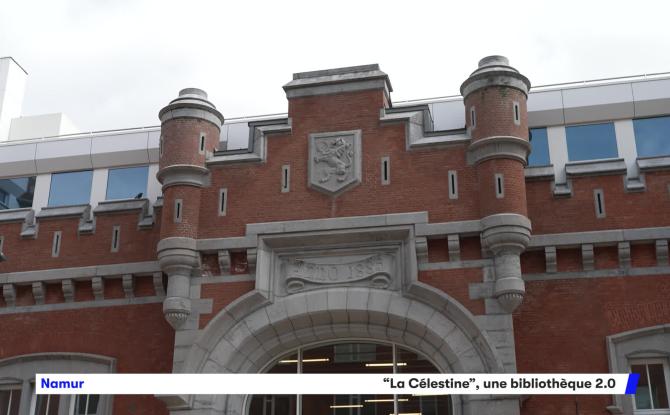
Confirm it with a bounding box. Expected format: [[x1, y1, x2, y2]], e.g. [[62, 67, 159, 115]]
[[308, 130, 362, 195]]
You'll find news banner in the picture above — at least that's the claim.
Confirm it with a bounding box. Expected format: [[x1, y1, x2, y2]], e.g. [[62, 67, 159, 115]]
[[35, 373, 640, 395]]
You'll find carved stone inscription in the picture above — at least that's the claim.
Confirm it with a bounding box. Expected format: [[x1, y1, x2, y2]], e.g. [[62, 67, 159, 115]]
[[308, 130, 362, 195], [282, 253, 394, 293]]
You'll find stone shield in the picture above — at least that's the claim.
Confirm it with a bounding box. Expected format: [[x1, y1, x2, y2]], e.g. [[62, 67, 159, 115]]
[[308, 130, 362, 195]]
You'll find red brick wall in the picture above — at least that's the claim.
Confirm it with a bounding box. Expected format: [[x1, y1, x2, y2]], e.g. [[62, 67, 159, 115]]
[[527, 171, 670, 235], [160, 186, 202, 239], [515, 275, 670, 415], [0, 213, 159, 274], [0, 303, 174, 415], [465, 87, 528, 142], [159, 118, 219, 169], [477, 158, 528, 217], [199, 90, 482, 238]]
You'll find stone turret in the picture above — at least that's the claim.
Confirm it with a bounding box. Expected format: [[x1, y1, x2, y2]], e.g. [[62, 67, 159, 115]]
[[461, 56, 532, 312], [157, 88, 223, 328]]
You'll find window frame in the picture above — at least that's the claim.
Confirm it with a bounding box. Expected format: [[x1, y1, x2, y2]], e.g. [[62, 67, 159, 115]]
[[606, 324, 670, 414], [0, 353, 114, 415], [630, 358, 670, 414]]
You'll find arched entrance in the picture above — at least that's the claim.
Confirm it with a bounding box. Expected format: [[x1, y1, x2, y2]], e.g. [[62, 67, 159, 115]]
[[173, 221, 520, 414], [248, 341, 452, 415], [179, 285, 513, 415]]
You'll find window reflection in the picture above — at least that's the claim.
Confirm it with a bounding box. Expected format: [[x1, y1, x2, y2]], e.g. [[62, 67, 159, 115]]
[[105, 166, 149, 200], [633, 116, 670, 158], [528, 128, 550, 166], [248, 342, 452, 415], [0, 176, 35, 210], [566, 122, 618, 161], [48, 170, 93, 207]]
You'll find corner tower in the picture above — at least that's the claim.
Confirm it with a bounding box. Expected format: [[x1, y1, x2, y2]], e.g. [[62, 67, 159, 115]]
[[157, 88, 223, 328], [461, 56, 532, 312]]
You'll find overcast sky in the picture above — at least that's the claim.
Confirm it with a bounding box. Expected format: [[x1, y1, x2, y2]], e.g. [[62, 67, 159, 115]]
[[2, 0, 670, 132]]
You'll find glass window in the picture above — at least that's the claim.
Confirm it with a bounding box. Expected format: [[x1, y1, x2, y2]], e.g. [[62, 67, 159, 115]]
[[33, 395, 59, 415], [631, 361, 669, 411], [249, 342, 452, 415], [74, 395, 100, 415], [566, 122, 618, 161], [528, 128, 550, 166], [105, 166, 149, 200], [0, 176, 35, 210], [0, 385, 21, 415], [634, 116, 670, 158], [48, 170, 93, 207]]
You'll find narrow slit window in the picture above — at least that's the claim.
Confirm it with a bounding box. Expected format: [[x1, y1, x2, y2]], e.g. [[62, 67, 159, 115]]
[[281, 165, 290, 193], [470, 106, 476, 129], [219, 188, 227, 216], [0, 235, 4, 253], [495, 174, 504, 198], [159, 136, 164, 156], [594, 189, 606, 218], [174, 199, 183, 223], [52, 231, 62, 258], [199, 133, 206, 154], [513, 101, 520, 125], [381, 157, 390, 185], [111, 225, 120, 253], [448, 170, 458, 199]]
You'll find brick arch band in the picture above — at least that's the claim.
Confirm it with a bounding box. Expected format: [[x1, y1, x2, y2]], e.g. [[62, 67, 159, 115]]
[[178, 283, 511, 415]]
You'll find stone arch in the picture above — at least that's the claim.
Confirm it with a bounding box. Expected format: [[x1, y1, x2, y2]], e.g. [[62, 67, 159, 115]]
[[180, 282, 508, 415]]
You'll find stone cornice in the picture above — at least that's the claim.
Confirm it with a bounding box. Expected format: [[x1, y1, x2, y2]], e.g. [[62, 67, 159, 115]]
[[466, 136, 530, 165], [157, 164, 210, 189]]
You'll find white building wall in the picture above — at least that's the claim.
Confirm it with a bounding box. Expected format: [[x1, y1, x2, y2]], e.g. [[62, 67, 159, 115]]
[[547, 126, 568, 184], [89, 168, 109, 209], [614, 120, 639, 180], [0, 57, 27, 141], [9, 113, 80, 141], [32, 173, 51, 213]]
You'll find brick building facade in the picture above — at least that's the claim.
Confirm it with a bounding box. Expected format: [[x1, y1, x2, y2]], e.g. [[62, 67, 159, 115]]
[[0, 55, 669, 415]]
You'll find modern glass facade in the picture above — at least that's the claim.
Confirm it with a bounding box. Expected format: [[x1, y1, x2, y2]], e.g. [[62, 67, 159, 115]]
[[633, 116, 670, 158], [105, 166, 149, 200], [48, 170, 93, 207], [528, 128, 550, 166], [0, 176, 35, 210], [566, 122, 618, 161]]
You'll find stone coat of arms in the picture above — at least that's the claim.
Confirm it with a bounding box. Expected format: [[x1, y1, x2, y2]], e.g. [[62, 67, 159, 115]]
[[308, 130, 362, 195]]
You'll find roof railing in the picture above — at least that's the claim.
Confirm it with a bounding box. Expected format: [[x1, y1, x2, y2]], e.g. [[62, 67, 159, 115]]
[[3, 70, 669, 145]]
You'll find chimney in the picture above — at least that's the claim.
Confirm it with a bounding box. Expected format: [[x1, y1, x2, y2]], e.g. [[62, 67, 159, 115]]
[[0, 57, 28, 140]]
